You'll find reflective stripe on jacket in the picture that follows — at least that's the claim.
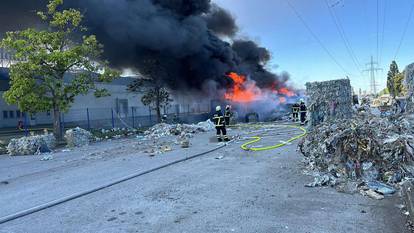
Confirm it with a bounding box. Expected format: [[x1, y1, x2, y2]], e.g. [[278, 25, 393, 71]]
[[213, 111, 225, 127]]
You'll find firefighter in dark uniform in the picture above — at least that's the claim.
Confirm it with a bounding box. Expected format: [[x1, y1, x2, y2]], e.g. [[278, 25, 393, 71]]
[[224, 105, 232, 126], [292, 102, 300, 122], [299, 99, 307, 125], [213, 106, 229, 142]]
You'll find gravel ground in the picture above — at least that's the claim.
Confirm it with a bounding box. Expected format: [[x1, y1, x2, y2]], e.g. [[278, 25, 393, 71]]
[[0, 124, 409, 233]]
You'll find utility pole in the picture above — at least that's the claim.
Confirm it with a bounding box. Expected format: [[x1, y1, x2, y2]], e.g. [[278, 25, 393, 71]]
[[363, 56, 382, 95]]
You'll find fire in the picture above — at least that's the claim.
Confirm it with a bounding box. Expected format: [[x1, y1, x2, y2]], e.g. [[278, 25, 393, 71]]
[[277, 87, 295, 97], [224, 72, 262, 103], [224, 72, 297, 104]]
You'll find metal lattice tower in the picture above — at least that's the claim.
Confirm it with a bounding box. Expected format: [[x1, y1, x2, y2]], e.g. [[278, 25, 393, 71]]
[[363, 56, 382, 95]]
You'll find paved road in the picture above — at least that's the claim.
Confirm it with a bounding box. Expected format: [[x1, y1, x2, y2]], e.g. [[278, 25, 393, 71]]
[[0, 125, 409, 233]]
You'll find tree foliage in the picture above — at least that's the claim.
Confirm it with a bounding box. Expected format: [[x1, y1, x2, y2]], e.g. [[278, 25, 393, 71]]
[[386, 61, 405, 97], [1, 0, 119, 138], [128, 59, 172, 123]]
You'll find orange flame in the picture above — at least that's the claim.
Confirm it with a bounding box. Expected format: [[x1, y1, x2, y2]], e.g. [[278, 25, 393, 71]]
[[224, 72, 296, 104], [278, 87, 295, 97], [224, 72, 262, 103]]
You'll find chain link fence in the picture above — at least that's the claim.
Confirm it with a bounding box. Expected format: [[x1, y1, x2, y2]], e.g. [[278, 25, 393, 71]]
[[0, 103, 212, 137]]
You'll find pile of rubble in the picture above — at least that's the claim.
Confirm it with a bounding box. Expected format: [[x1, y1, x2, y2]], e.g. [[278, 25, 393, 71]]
[[299, 111, 414, 199], [144, 119, 215, 140], [93, 127, 140, 141], [7, 133, 56, 156], [64, 127, 92, 147]]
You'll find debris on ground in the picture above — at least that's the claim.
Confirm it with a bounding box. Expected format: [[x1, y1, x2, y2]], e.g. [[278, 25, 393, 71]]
[[40, 154, 54, 161], [0, 139, 7, 155], [144, 119, 215, 140], [65, 127, 92, 147], [92, 128, 141, 141], [139, 120, 215, 155], [299, 111, 414, 199], [361, 189, 385, 200], [7, 133, 56, 156]]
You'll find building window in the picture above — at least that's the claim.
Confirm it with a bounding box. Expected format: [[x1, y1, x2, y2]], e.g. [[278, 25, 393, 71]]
[[9, 111, 14, 118], [3, 111, 8, 119], [16, 110, 21, 118]]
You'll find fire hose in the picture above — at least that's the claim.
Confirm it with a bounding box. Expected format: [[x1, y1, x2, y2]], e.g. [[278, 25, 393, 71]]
[[241, 125, 307, 151]]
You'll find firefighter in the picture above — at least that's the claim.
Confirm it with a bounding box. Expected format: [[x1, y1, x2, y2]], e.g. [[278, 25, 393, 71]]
[[213, 106, 229, 142], [292, 102, 300, 122], [224, 105, 232, 126], [299, 99, 307, 125]]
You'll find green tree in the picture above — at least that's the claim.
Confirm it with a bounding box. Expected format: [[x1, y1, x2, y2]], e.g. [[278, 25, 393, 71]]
[[394, 71, 406, 97], [1, 0, 119, 139], [387, 61, 400, 98], [128, 59, 172, 123]]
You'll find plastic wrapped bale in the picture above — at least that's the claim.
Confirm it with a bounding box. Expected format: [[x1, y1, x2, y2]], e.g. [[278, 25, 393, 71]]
[[306, 79, 353, 126], [7, 134, 56, 156], [65, 127, 92, 147]]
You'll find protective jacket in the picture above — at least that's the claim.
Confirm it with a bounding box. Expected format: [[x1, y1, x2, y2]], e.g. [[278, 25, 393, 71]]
[[213, 111, 225, 127]]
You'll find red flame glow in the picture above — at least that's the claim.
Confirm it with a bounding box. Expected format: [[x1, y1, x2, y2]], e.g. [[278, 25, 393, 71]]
[[224, 72, 262, 103], [224, 72, 296, 104]]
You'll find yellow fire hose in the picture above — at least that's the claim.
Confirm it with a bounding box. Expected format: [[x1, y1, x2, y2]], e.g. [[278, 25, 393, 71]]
[[241, 125, 307, 151]]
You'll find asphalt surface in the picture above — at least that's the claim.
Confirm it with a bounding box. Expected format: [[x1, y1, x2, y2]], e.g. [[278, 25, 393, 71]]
[[0, 125, 409, 233]]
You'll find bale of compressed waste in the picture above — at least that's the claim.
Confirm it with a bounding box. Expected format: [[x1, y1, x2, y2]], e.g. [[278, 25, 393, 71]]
[[7, 134, 56, 156], [64, 127, 92, 147], [306, 79, 353, 126], [405, 63, 414, 112]]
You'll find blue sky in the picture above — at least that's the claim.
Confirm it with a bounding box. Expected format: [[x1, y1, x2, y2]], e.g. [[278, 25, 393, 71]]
[[214, 0, 414, 93]]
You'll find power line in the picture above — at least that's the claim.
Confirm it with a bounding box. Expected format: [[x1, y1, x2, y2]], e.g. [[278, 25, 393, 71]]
[[376, 0, 380, 63], [323, 0, 362, 75], [285, 0, 350, 76], [394, 1, 414, 61], [379, 0, 387, 66]]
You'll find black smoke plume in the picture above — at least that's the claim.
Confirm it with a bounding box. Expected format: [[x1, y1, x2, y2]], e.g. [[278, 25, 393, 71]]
[[0, 0, 290, 93]]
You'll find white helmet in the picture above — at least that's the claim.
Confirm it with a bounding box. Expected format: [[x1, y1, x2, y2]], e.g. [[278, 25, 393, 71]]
[[216, 105, 221, 111], [226, 105, 231, 109]]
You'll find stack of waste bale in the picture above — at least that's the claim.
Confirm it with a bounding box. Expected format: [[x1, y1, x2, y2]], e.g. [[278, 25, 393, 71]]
[[65, 127, 92, 147], [305, 79, 353, 126], [405, 63, 414, 112]]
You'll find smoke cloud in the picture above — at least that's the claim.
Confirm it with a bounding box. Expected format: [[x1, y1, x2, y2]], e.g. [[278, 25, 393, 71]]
[[0, 0, 290, 94]]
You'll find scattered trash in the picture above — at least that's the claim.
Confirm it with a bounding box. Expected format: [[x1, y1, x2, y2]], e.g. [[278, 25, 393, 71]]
[[215, 155, 224, 160], [299, 111, 414, 199], [305, 173, 337, 187], [65, 127, 92, 147], [366, 181, 396, 195], [144, 120, 214, 140], [40, 154, 54, 161], [362, 189, 384, 200], [180, 139, 190, 148]]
